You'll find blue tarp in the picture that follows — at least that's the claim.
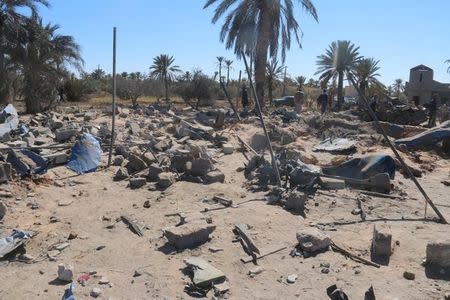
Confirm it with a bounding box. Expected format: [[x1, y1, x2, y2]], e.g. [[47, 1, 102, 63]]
[[7, 149, 47, 177], [62, 283, 76, 300], [67, 133, 101, 174], [322, 154, 396, 180]]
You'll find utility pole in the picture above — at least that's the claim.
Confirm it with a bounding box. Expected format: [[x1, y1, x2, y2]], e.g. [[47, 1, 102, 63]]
[[107, 27, 117, 167]]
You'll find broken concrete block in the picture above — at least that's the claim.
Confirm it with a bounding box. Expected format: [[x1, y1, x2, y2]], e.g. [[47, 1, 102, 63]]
[[44, 152, 69, 166], [129, 178, 146, 189], [163, 221, 216, 250], [114, 167, 129, 181], [184, 257, 225, 287], [426, 240, 450, 268], [296, 228, 331, 253], [50, 116, 63, 130], [222, 143, 234, 155], [112, 155, 124, 166], [126, 153, 147, 172], [153, 139, 171, 152], [157, 172, 175, 189], [147, 163, 163, 181], [320, 177, 346, 190], [186, 158, 212, 176], [57, 263, 74, 282], [203, 170, 225, 184], [284, 190, 306, 214], [0, 162, 12, 183], [128, 122, 141, 135], [55, 127, 78, 142], [371, 225, 392, 258], [250, 133, 267, 152]]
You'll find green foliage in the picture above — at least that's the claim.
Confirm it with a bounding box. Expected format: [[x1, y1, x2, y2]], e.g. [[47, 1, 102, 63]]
[[150, 54, 180, 100], [176, 70, 218, 107], [64, 77, 89, 102]]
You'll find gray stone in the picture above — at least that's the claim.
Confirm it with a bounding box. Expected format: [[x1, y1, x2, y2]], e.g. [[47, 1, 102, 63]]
[[0, 201, 6, 220], [163, 221, 216, 250], [371, 225, 392, 257], [50, 116, 64, 130], [0, 162, 12, 183], [203, 170, 225, 184], [287, 274, 298, 283], [248, 266, 264, 277], [128, 122, 141, 135], [129, 178, 146, 189], [157, 172, 175, 189], [112, 155, 124, 166], [320, 178, 346, 190], [222, 143, 234, 155], [57, 263, 74, 282], [55, 126, 78, 142], [426, 240, 450, 268], [186, 158, 212, 176], [90, 287, 102, 298], [153, 139, 171, 152], [98, 276, 109, 284], [296, 228, 331, 253], [284, 190, 307, 214], [403, 271, 415, 280], [184, 257, 225, 287], [44, 152, 69, 166], [114, 167, 129, 181], [250, 133, 267, 152], [126, 153, 147, 172], [147, 163, 163, 181]]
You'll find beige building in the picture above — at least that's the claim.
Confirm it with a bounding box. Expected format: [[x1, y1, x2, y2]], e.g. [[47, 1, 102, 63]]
[[405, 64, 450, 105]]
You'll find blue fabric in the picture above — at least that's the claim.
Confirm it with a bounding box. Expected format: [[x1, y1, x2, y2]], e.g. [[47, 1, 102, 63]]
[[67, 133, 101, 174], [62, 283, 76, 300], [322, 154, 396, 180]]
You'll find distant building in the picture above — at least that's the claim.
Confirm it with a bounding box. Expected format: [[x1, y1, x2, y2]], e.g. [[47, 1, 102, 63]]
[[405, 64, 450, 105]]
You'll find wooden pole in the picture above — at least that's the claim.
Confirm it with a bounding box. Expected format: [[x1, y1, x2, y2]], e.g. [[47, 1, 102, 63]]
[[242, 52, 282, 187], [237, 70, 242, 109], [107, 27, 117, 167], [348, 74, 447, 224]]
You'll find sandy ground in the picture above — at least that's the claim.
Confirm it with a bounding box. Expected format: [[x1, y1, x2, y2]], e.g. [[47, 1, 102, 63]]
[[0, 108, 449, 300]]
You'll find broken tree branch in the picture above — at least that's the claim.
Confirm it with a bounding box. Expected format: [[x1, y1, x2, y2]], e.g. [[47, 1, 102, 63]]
[[331, 241, 380, 268]]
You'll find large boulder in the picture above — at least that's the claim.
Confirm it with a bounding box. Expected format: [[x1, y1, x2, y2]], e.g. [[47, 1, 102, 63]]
[[296, 228, 331, 253], [426, 240, 450, 268]]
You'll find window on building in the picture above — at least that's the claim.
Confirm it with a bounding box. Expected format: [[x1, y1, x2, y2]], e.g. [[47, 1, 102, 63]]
[[419, 73, 423, 82]]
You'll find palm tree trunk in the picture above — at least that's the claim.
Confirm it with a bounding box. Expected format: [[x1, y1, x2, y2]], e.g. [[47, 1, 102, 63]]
[[254, 6, 271, 108], [227, 67, 230, 85], [219, 63, 222, 82], [268, 81, 273, 106], [164, 74, 169, 101], [337, 71, 344, 110]]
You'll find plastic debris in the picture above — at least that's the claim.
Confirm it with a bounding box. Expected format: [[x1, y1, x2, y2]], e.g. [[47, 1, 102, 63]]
[[67, 133, 101, 174], [0, 104, 19, 139], [62, 283, 76, 300], [0, 230, 33, 258]]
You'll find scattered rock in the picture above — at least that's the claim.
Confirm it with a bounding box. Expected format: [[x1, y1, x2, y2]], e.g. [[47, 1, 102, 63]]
[[157, 172, 176, 189], [58, 199, 73, 206], [203, 170, 225, 184], [163, 221, 216, 250], [403, 271, 415, 280], [99, 276, 109, 284], [55, 126, 78, 142], [296, 228, 331, 253], [0, 201, 6, 220], [186, 158, 212, 176], [129, 177, 146, 189], [208, 246, 223, 253], [114, 167, 129, 181], [143, 200, 151, 208], [133, 270, 142, 277], [90, 287, 102, 298], [126, 153, 147, 172], [287, 274, 298, 283], [426, 240, 450, 268], [222, 144, 234, 155], [248, 266, 264, 277], [112, 155, 124, 166], [57, 264, 74, 282], [68, 232, 78, 240], [0, 162, 12, 183], [284, 190, 306, 214], [55, 242, 70, 251], [372, 225, 392, 258], [147, 163, 163, 181]]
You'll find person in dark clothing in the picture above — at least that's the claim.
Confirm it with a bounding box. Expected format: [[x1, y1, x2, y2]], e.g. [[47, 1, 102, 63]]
[[241, 86, 249, 109], [425, 94, 438, 128], [317, 89, 328, 114]]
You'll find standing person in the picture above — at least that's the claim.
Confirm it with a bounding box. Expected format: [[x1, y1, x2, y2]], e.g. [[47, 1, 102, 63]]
[[294, 88, 304, 114], [241, 85, 249, 110], [317, 89, 328, 114], [425, 94, 438, 128]]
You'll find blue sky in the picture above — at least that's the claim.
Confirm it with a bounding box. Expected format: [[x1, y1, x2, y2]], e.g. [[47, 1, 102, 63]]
[[38, 0, 450, 85]]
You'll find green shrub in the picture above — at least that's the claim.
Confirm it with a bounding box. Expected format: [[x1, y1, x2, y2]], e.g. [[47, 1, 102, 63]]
[[64, 78, 89, 102]]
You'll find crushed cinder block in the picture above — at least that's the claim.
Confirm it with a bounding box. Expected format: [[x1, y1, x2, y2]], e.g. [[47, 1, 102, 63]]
[[163, 221, 216, 250], [0, 162, 12, 183], [296, 228, 331, 253], [147, 163, 163, 181], [184, 257, 225, 287], [186, 158, 212, 176], [126, 153, 147, 172], [114, 167, 129, 181], [284, 190, 306, 214], [55, 126, 78, 142], [44, 152, 69, 166], [222, 143, 234, 155], [157, 172, 175, 189], [371, 225, 392, 258], [129, 178, 146, 189], [203, 170, 225, 184], [426, 240, 450, 268], [320, 177, 346, 190]]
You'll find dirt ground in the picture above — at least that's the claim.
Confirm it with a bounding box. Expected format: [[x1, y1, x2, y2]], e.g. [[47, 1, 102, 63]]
[[0, 104, 449, 300]]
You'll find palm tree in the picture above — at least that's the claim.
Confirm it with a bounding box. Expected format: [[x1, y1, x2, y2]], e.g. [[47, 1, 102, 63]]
[[0, 0, 49, 103], [266, 58, 284, 105], [150, 54, 180, 101], [91, 66, 105, 80], [204, 0, 318, 107], [224, 59, 233, 85], [121, 72, 128, 79], [295, 76, 306, 90], [354, 57, 383, 101], [216, 56, 224, 82], [315, 40, 361, 110], [15, 14, 82, 113], [392, 79, 404, 97], [445, 59, 450, 74]]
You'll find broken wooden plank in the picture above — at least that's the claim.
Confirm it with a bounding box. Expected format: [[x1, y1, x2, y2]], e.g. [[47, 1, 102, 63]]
[[331, 241, 380, 268], [240, 245, 287, 263], [121, 215, 143, 237]]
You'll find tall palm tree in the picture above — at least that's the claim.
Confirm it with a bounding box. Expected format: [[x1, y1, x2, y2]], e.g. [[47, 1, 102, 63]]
[[392, 78, 404, 97], [150, 54, 180, 101], [315, 40, 361, 110], [0, 0, 49, 103], [266, 58, 284, 105], [224, 59, 233, 85], [354, 57, 383, 100], [295, 75, 306, 89], [15, 14, 82, 113], [216, 56, 224, 82], [445, 59, 450, 74], [204, 0, 318, 107]]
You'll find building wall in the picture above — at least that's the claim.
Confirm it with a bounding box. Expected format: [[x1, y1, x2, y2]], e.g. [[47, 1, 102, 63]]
[[406, 66, 450, 105]]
